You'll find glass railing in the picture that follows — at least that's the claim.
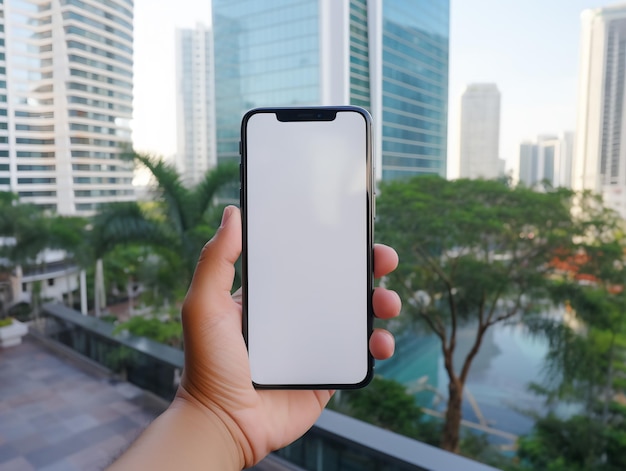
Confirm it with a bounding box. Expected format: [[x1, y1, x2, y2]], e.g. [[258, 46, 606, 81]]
[[35, 303, 500, 471], [277, 410, 501, 471], [35, 303, 183, 400]]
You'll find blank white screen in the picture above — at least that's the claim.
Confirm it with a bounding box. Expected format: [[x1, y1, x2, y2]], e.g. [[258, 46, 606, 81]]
[[245, 110, 369, 386]]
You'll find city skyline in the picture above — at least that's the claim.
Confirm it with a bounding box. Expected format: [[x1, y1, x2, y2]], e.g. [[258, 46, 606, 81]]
[[133, 0, 614, 180], [518, 133, 574, 189]]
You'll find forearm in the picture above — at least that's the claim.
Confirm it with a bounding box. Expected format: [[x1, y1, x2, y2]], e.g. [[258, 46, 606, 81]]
[[108, 397, 244, 471]]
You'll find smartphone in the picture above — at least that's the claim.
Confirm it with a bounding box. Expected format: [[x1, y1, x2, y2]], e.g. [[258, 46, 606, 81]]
[[240, 106, 374, 389]]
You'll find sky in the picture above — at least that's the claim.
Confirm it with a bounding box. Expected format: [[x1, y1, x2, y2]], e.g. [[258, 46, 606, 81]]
[[131, 0, 618, 178]]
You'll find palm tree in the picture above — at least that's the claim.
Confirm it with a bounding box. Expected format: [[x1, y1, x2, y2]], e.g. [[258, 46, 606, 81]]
[[45, 214, 91, 311], [0, 193, 90, 316], [0, 193, 48, 263], [91, 152, 239, 312], [0, 193, 48, 316]]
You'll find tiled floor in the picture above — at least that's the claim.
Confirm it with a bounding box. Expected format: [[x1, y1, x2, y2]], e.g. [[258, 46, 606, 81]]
[[0, 338, 301, 471], [0, 339, 158, 471]]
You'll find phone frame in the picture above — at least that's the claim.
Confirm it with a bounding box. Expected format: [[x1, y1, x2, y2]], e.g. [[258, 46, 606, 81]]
[[240, 106, 375, 390]]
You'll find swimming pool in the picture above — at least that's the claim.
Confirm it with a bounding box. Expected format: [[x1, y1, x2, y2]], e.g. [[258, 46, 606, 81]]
[[376, 321, 552, 444]]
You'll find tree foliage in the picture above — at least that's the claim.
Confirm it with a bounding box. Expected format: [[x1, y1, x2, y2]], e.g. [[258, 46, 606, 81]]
[[91, 152, 239, 292], [0, 192, 89, 315], [114, 314, 183, 348], [376, 176, 580, 452], [0, 192, 50, 267], [519, 203, 626, 470], [515, 413, 626, 471], [335, 376, 513, 468], [343, 376, 426, 436], [0, 192, 89, 263], [334, 376, 441, 444]]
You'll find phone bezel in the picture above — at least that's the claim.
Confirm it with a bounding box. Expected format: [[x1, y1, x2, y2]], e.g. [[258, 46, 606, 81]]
[[240, 106, 375, 390]]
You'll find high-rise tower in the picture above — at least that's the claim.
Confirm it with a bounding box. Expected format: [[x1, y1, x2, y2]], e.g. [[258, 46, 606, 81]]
[[518, 133, 573, 188], [175, 24, 216, 186], [574, 5, 626, 217], [0, 0, 135, 215], [458, 83, 503, 179], [211, 0, 449, 180]]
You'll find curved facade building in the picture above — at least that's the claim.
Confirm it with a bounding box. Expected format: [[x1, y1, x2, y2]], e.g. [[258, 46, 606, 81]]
[[0, 0, 134, 215]]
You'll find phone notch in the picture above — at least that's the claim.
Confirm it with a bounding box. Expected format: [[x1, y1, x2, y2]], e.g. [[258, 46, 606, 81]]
[[276, 108, 337, 122]]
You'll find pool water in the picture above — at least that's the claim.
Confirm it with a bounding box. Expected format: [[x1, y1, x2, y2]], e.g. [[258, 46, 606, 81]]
[[376, 322, 551, 442]]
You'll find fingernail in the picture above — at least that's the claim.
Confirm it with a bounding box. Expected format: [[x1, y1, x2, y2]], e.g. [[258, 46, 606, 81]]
[[220, 206, 233, 228]]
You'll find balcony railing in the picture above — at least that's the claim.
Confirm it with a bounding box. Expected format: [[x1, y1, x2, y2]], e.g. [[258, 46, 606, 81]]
[[34, 303, 501, 471], [36, 303, 183, 400], [277, 410, 501, 471]]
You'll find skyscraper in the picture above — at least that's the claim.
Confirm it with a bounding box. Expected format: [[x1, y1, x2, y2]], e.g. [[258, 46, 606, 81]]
[[211, 0, 449, 180], [574, 5, 626, 217], [518, 133, 574, 188], [0, 0, 135, 215], [555, 131, 574, 188], [518, 141, 538, 187], [458, 83, 503, 179], [175, 24, 217, 187]]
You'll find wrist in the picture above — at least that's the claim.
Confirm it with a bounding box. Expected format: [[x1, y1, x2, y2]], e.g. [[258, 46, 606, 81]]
[[109, 390, 245, 471], [170, 390, 246, 470]]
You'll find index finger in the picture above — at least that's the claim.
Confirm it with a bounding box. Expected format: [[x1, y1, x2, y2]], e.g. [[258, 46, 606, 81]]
[[374, 244, 398, 278]]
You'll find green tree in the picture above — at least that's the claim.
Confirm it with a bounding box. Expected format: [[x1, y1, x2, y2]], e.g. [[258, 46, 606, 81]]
[[342, 376, 429, 438], [333, 376, 512, 467], [519, 206, 626, 470], [331, 376, 441, 444], [46, 214, 91, 309], [0, 192, 48, 269], [376, 176, 579, 453], [0, 192, 43, 317], [102, 244, 147, 311], [91, 152, 239, 305], [114, 313, 183, 348], [515, 411, 626, 471], [0, 193, 90, 315]]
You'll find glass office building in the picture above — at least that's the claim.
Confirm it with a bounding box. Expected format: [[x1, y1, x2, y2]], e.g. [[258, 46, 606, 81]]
[[212, 0, 321, 163], [380, 0, 448, 179], [212, 0, 449, 179], [349, 0, 371, 110]]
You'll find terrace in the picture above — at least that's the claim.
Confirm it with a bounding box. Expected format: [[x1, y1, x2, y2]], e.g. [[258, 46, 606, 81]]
[[0, 304, 500, 470]]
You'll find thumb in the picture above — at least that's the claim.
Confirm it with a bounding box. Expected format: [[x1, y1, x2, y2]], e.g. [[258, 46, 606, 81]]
[[184, 205, 241, 313]]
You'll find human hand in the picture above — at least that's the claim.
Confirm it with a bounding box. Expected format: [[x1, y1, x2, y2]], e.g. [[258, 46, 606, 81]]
[[175, 205, 401, 468]]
